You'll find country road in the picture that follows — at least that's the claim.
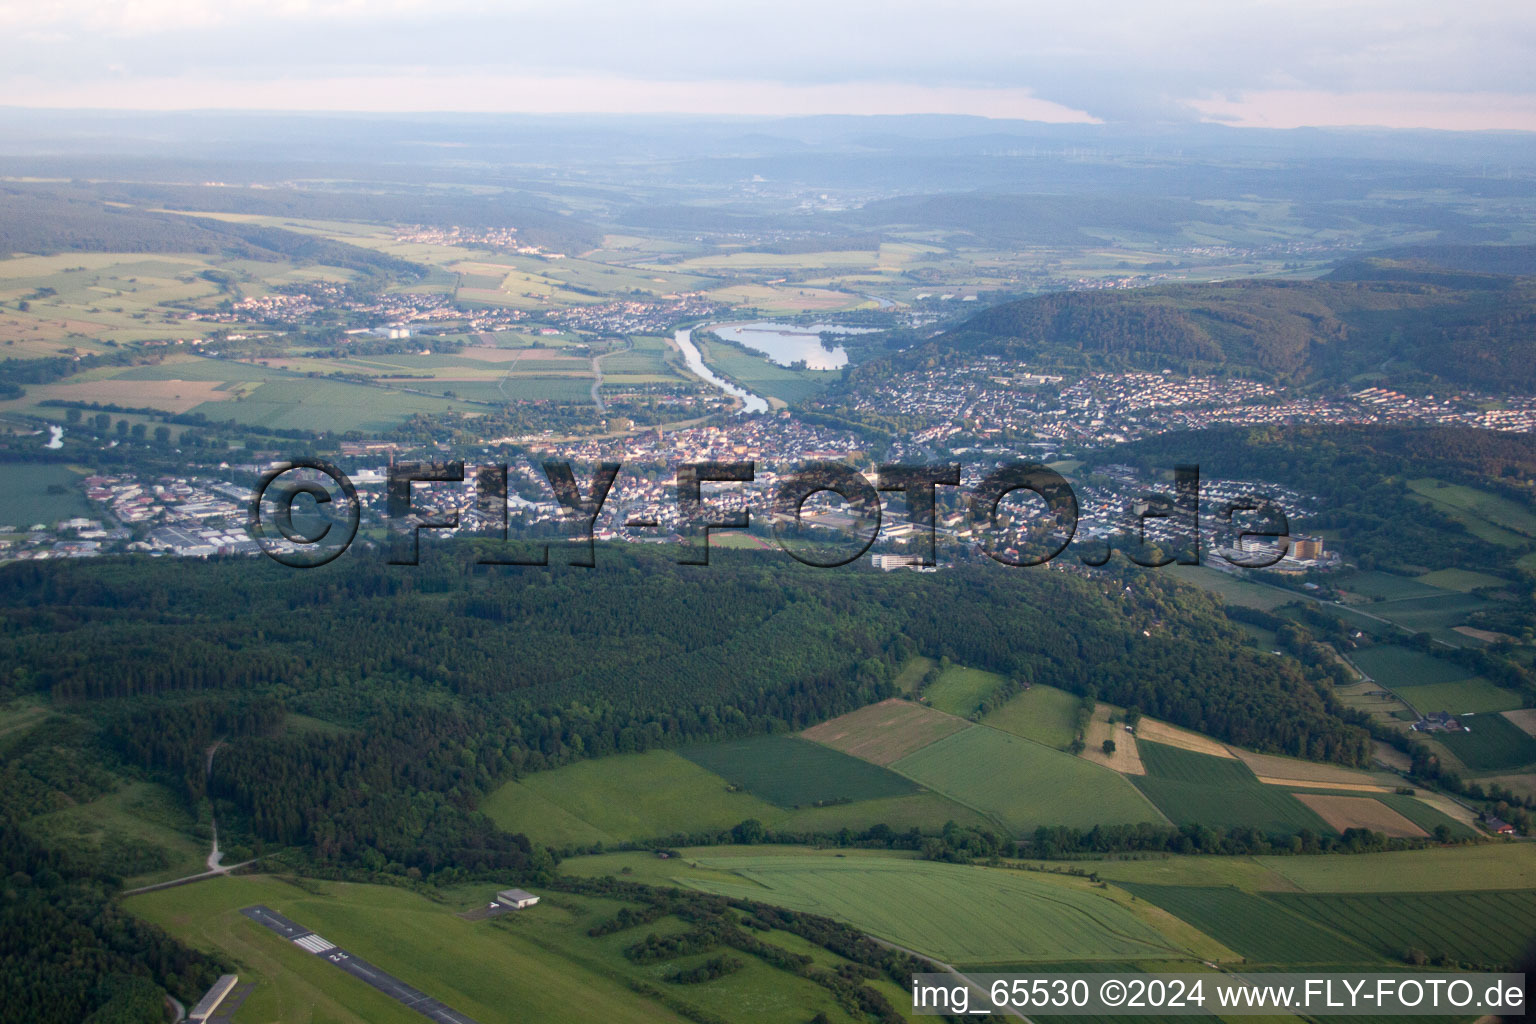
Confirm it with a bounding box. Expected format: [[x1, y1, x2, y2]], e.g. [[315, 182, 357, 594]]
[[869, 937, 1030, 1022]]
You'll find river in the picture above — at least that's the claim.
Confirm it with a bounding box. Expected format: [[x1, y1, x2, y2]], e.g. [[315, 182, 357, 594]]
[[674, 327, 769, 414]]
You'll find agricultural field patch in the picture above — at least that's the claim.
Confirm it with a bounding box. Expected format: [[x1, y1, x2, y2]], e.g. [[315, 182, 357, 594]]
[[1504, 708, 1536, 739], [679, 854, 1197, 964], [800, 698, 968, 765], [1416, 568, 1511, 592], [1348, 644, 1475, 688], [186, 378, 485, 433], [1336, 570, 1449, 602], [890, 727, 1163, 833], [0, 377, 235, 415], [1131, 720, 1235, 759], [1436, 712, 1536, 772], [1132, 742, 1333, 835], [981, 683, 1082, 749], [483, 750, 782, 846], [1229, 748, 1390, 789], [489, 376, 596, 402], [1390, 677, 1523, 715], [1271, 891, 1536, 967], [1407, 477, 1536, 544], [1080, 706, 1144, 775], [679, 735, 918, 808], [1255, 843, 1536, 893], [775, 791, 994, 834], [1164, 564, 1298, 611], [1118, 885, 1376, 964], [1364, 592, 1492, 639], [0, 462, 93, 527], [1293, 794, 1427, 838], [702, 283, 868, 314], [920, 665, 1010, 718]]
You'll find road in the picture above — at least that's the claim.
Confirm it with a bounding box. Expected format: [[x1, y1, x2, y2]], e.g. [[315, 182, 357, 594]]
[[870, 937, 1031, 1022], [120, 740, 257, 895], [242, 906, 481, 1024]]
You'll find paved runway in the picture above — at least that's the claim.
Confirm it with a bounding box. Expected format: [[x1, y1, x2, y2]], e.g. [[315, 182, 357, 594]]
[[241, 905, 481, 1024]]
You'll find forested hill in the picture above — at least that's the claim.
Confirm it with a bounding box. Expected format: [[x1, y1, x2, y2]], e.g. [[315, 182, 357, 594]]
[[855, 270, 1536, 391]]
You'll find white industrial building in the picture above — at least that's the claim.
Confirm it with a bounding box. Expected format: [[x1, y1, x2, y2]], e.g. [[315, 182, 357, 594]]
[[188, 974, 238, 1022], [496, 888, 540, 909]]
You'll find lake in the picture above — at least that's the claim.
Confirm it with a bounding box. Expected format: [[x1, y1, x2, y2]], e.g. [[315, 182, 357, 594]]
[[710, 321, 876, 370]]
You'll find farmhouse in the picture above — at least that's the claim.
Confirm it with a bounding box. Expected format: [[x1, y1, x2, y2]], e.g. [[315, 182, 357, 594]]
[[1483, 816, 1517, 836], [496, 888, 540, 909], [1412, 711, 1462, 733]]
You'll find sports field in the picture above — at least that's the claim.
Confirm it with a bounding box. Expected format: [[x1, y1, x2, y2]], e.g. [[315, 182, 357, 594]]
[[679, 854, 1200, 964], [981, 683, 1082, 749], [890, 726, 1163, 833], [678, 735, 918, 807], [800, 698, 968, 765]]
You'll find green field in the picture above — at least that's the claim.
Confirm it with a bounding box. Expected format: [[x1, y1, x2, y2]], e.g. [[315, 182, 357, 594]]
[[1271, 891, 1536, 966], [0, 462, 92, 527], [187, 378, 487, 432], [127, 873, 811, 1024], [1339, 571, 1449, 602], [922, 665, 1010, 717], [1436, 713, 1536, 772], [678, 735, 918, 808], [1362, 592, 1491, 637], [1131, 742, 1333, 836], [1416, 568, 1511, 592], [981, 684, 1082, 749], [1164, 564, 1301, 611], [1373, 794, 1477, 839], [1253, 843, 1536, 892], [30, 779, 209, 886], [482, 748, 988, 849], [675, 854, 1198, 964], [1388, 677, 1524, 714], [1349, 645, 1475, 687], [1407, 477, 1536, 547], [1119, 885, 1375, 964], [891, 656, 936, 693], [482, 749, 783, 846], [890, 727, 1163, 833]]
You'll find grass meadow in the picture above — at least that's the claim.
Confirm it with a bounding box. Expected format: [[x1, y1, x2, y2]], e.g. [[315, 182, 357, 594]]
[[890, 727, 1162, 833]]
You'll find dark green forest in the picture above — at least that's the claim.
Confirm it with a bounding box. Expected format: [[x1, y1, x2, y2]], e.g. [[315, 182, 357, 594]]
[[837, 271, 1536, 391]]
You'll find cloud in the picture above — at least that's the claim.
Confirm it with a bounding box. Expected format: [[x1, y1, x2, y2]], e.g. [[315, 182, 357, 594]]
[[1, 0, 1533, 127]]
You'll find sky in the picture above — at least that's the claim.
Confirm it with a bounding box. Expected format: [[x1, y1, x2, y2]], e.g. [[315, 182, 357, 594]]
[[2, 0, 1535, 130]]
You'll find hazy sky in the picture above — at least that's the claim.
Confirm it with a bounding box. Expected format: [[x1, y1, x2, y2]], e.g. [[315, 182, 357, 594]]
[[3, 0, 1534, 129]]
